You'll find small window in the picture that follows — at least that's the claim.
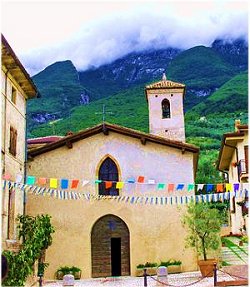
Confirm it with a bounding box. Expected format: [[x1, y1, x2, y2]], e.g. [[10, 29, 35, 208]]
[[11, 86, 17, 104], [98, 157, 119, 196], [162, 99, 170, 118], [9, 126, 17, 157]]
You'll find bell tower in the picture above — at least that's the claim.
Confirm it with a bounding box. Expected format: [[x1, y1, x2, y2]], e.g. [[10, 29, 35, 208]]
[[145, 73, 186, 142]]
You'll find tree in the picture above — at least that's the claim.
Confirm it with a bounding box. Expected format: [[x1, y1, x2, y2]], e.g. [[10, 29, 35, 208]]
[[2, 214, 55, 286], [182, 202, 223, 261]]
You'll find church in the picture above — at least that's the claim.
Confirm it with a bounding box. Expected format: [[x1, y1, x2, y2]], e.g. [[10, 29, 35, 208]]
[[26, 75, 200, 279]]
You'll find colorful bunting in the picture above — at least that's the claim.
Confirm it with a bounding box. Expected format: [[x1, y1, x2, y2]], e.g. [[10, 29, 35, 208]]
[[176, 184, 184, 191], [148, 179, 156, 185], [216, 184, 224, 193], [168, 184, 174, 192], [105, 181, 113, 189], [38, 178, 47, 185], [16, 174, 22, 183], [187, 184, 195, 192], [137, 176, 145, 183], [206, 184, 214, 192], [157, 183, 165, 190], [226, 183, 232, 192], [50, 178, 58, 188], [61, 179, 69, 189], [127, 178, 135, 183], [234, 183, 240, 192], [27, 176, 36, 185], [95, 180, 102, 184], [71, 179, 79, 189], [2, 173, 11, 180], [116, 182, 124, 189], [197, 184, 204, 191], [82, 180, 89, 187]]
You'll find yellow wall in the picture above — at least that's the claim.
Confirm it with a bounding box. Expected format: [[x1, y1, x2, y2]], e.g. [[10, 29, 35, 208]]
[[27, 132, 198, 279], [1, 67, 27, 247]]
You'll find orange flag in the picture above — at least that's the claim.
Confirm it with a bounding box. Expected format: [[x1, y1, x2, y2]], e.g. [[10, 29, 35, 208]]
[[105, 181, 113, 189], [168, 184, 174, 192], [137, 176, 145, 183], [216, 184, 224, 193], [71, 179, 79, 189], [38, 178, 47, 185]]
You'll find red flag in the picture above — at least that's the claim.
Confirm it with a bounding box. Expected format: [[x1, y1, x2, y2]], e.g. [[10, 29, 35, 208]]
[[168, 184, 174, 192], [71, 179, 79, 189], [38, 178, 47, 185], [105, 181, 113, 189], [137, 176, 145, 183]]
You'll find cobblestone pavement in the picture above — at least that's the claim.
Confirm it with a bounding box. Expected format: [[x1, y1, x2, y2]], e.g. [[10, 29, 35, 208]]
[[43, 271, 248, 287]]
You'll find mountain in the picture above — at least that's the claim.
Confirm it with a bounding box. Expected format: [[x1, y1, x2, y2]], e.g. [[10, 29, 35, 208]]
[[28, 38, 247, 132]]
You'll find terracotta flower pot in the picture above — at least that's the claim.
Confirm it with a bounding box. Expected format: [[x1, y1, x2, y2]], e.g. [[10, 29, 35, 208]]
[[198, 259, 217, 277]]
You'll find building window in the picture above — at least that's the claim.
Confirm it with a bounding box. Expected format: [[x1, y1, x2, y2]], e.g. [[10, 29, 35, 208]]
[[244, 145, 248, 173], [162, 99, 170, 118], [11, 86, 17, 104], [98, 157, 119, 196], [9, 126, 17, 157]]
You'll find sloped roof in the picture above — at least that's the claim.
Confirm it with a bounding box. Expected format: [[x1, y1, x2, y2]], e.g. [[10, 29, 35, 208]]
[[217, 125, 248, 171], [28, 122, 199, 175], [145, 79, 185, 90], [1, 34, 39, 99]]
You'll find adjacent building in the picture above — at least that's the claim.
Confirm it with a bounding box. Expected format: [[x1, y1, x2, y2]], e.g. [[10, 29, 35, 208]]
[[217, 120, 248, 234], [1, 34, 38, 251]]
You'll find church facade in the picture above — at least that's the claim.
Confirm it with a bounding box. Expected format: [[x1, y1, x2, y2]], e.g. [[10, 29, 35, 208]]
[[27, 76, 200, 279]]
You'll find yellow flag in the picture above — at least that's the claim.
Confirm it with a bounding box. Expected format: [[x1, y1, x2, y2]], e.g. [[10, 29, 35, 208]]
[[226, 183, 232, 192], [116, 182, 124, 189], [50, 178, 58, 188]]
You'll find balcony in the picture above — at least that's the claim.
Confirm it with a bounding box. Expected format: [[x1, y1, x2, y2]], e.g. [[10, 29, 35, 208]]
[[238, 159, 248, 181]]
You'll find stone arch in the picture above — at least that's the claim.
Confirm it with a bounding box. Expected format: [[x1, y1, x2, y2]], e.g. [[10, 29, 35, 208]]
[[91, 214, 130, 277]]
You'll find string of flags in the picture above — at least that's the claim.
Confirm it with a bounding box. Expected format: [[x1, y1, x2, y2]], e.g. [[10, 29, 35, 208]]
[[2, 173, 249, 193], [2, 180, 249, 205]]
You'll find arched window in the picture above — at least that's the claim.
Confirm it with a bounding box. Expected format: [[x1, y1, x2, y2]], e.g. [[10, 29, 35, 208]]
[[162, 99, 171, 118], [98, 157, 119, 196]]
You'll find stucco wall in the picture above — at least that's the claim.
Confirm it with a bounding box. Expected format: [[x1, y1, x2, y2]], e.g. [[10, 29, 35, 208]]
[[27, 131, 198, 279], [147, 88, 185, 142], [1, 67, 27, 245]]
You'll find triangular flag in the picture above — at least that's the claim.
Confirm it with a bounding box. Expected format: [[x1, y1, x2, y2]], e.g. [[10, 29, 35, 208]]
[[187, 184, 195, 192], [38, 178, 47, 185], [50, 178, 58, 188], [176, 184, 184, 191], [226, 183, 232, 192], [82, 180, 89, 187], [168, 184, 174, 192], [105, 181, 113, 189], [116, 182, 124, 189], [216, 184, 224, 193], [71, 179, 79, 189], [95, 180, 102, 184], [197, 184, 204, 191], [61, 179, 69, 189], [127, 178, 135, 183], [27, 176, 36, 185], [137, 176, 144, 183], [157, 183, 166, 190]]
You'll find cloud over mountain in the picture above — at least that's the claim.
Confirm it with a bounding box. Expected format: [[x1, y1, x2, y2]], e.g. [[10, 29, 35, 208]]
[[21, 3, 248, 76]]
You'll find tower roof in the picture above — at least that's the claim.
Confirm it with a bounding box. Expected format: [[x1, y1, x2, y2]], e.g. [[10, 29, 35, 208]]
[[145, 74, 185, 90]]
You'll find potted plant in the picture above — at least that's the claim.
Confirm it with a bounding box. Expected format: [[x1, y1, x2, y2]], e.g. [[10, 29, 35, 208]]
[[182, 202, 223, 277], [159, 260, 182, 274], [136, 262, 158, 276], [55, 266, 82, 280]]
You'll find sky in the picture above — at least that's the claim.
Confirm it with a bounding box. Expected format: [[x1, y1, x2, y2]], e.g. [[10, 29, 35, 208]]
[[1, 0, 249, 76]]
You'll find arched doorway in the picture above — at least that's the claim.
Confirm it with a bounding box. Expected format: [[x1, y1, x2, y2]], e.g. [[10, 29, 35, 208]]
[[91, 214, 130, 278]]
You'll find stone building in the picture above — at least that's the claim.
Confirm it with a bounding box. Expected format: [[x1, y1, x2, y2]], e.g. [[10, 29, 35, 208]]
[[27, 75, 200, 279], [217, 120, 248, 234], [1, 34, 38, 250]]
